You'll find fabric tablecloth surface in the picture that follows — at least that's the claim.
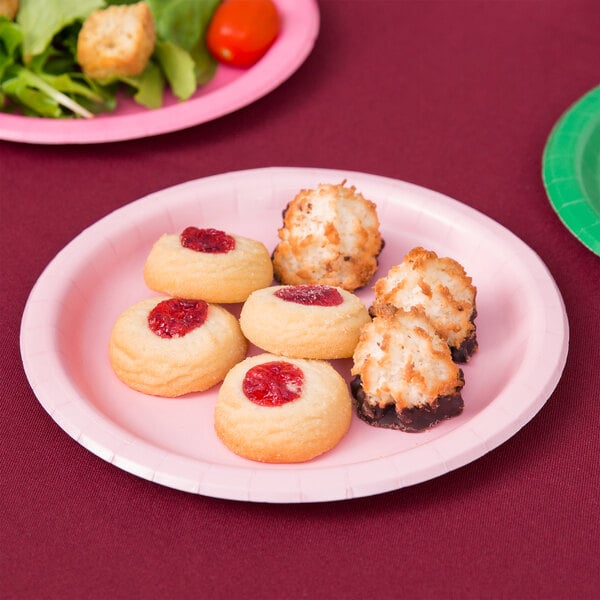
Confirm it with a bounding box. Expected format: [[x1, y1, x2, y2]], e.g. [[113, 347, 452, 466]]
[[2, 1, 599, 598]]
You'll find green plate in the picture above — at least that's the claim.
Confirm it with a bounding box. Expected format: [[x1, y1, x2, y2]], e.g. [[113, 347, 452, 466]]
[[542, 85, 600, 256]]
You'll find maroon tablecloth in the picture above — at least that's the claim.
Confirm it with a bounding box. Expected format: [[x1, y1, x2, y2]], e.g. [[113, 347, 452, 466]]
[[2, 1, 599, 598]]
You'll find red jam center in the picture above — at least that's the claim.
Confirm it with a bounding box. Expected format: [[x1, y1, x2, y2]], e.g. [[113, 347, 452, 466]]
[[180, 226, 235, 253], [242, 361, 305, 407], [274, 285, 343, 306], [148, 298, 208, 338]]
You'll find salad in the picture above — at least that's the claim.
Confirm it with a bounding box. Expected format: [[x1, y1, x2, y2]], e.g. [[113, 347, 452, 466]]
[[0, 0, 221, 118]]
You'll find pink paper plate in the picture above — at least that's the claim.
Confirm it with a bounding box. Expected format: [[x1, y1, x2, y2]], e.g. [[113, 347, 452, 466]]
[[20, 167, 569, 503], [0, 0, 319, 144]]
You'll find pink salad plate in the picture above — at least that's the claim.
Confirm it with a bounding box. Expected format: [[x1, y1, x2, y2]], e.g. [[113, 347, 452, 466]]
[[0, 0, 319, 144], [20, 167, 569, 503]]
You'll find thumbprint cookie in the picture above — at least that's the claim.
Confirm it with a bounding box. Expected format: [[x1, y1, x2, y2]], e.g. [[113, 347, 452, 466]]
[[351, 308, 465, 432], [239, 284, 370, 359], [272, 182, 384, 292], [372, 247, 478, 362], [144, 226, 274, 303], [109, 296, 248, 397], [214, 353, 352, 463]]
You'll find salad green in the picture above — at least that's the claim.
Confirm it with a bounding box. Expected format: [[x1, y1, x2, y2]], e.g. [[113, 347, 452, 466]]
[[0, 0, 220, 118]]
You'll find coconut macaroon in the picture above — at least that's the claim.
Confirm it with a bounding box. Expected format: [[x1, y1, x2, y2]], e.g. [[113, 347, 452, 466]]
[[77, 2, 156, 79], [372, 247, 478, 362], [272, 182, 384, 292], [351, 308, 465, 432], [240, 284, 370, 359]]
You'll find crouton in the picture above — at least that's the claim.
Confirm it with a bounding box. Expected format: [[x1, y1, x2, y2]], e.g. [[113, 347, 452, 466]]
[[77, 2, 156, 80], [0, 0, 18, 20]]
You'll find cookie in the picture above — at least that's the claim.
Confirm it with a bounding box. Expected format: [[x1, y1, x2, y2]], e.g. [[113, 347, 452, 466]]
[[144, 226, 274, 303], [272, 182, 383, 292], [214, 353, 352, 463], [372, 247, 478, 362], [351, 308, 465, 432], [239, 284, 370, 359], [109, 296, 248, 397]]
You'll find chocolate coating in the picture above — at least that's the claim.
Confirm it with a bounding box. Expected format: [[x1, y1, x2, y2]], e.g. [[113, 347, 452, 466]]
[[451, 332, 478, 362], [351, 375, 464, 432], [451, 309, 478, 363]]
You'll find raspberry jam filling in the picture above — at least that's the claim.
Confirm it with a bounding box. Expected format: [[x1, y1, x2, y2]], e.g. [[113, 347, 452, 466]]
[[274, 285, 343, 306], [148, 298, 208, 338], [242, 361, 305, 406], [180, 226, 235, 253]]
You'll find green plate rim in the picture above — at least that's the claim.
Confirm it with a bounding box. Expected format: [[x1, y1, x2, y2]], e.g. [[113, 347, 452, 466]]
[[542, 84, 600, 256]]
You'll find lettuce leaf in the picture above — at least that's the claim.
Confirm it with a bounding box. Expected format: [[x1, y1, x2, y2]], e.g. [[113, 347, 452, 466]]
[[119, 60, 165, 110], [17, 0, 105, 61], [154, 40, 196, 101], [1, 0, 220, 117], [1, 14, 112, 117], [146, 0, 218, 53], [0, 19, 22, 82], [146, 0, 219, 85]]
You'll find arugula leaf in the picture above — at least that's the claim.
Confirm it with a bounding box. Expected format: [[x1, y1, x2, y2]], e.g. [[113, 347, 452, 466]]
[[0, 18, 22, 61], [0, 19, 21, 107], [0, 18, 22, 88], [2, 67, 78, 117], [1, 15, 110, 117]]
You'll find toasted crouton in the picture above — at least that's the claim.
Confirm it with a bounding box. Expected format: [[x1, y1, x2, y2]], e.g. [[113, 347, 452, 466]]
[[77, 2, 156, 79], [0, 0, 18, 20]]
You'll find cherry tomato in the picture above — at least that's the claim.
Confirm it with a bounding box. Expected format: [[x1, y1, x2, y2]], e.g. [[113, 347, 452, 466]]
[[206, 0, 280, 68]]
